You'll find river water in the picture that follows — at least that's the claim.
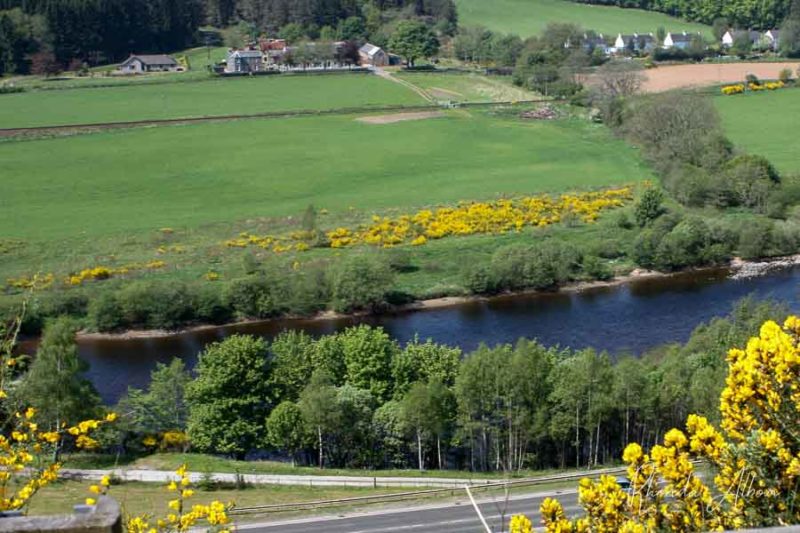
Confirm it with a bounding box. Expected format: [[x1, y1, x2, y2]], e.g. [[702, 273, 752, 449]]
[[72, 266, 800, 403]]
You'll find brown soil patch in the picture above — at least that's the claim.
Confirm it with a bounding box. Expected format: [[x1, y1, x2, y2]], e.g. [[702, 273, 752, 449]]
[[356, 111, 446, 125], [428, 87, 464, 99], [641, 62, 800, 92]]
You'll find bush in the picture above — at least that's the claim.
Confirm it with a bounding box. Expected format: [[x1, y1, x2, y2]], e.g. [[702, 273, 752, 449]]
[[461, 263, 497, 294], [328, 255, 394, 313], [634, 188, 665, 227], [117, 282, 196, 330], [771, 220, 800, 255], [223, 272, 288, 319], [490, 241, 582, 291], [724, 155, 780, 210], [88, 292, 125, 332], [738, 220, 773, 259], [582, 255, 614, 280]]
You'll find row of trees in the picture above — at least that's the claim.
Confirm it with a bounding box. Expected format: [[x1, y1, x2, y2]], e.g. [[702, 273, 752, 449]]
[[11, 298, 783, 471], [572, 0, 792, 30], [0, 0, 454, 73]]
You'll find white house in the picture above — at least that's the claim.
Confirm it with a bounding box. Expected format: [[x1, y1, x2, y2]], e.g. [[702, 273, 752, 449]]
[[721, 30, 761, 48], [118, 54, 180, 73], [612, 33, 656, 54], [225, 49, 263, 73], [663, 32, 695, 49], [359, 43, 388, 67], [764, 29, 781, 50]]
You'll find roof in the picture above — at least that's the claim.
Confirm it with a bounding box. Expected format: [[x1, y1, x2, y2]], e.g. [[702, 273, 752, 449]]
[[667, 32, 694, 43], [359, 43, 383, 57], [122, 54, 178, 66], [617, 33, 655, 43], [229, 49, 262, 58]]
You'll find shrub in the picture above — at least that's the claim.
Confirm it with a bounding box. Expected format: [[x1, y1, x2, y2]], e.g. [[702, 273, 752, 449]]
[[779, 68, 793, 83], [771, 220, 800, 255], [738, 219, 773, 259], [461, 263, 498, 294], [725, 154, 780, 210], [88, 292, 125, 332], [328, 255, 394, 313], [490, 241, 582, 291], [582, 255, 614, 281], [223, 272, 287, 319], [634, 188, 665, 227], [117, 282, 196, 330]]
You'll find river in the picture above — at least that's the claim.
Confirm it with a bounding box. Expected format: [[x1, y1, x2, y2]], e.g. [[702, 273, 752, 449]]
[[71, 265, 800, 403]]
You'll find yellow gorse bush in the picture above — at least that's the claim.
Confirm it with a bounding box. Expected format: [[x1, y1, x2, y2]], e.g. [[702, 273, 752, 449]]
[[721, 84, 745, 95], [120, 464, 231, 533], [520, 316, 800, 532], [0, 306, 114, 512], [225, 187, 632, 253], [5, 261, 167, 291]]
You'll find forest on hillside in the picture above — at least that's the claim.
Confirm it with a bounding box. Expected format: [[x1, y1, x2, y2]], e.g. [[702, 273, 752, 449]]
[[0, 0, 456, 73]]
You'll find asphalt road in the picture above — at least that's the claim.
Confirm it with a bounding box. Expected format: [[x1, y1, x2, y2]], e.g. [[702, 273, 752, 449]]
[[236, 489, 581, 533]]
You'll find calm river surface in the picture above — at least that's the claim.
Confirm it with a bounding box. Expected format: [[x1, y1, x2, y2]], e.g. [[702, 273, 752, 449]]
[[75, 266, 800, 403]]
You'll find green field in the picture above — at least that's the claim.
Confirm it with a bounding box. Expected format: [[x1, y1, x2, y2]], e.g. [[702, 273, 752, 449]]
[[716, 89, 800, 174], [455, 0, 710, 37], [0, 108, 649, 291], [1, 111, 648, 242], [395, 72, 536, 102], [0, 74, 426, 128]]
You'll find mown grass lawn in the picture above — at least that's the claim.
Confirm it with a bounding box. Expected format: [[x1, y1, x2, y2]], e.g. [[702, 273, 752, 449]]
[[716, 89, 800, 174], [0, 74, 425, 128], [454, 0, 710, 38]]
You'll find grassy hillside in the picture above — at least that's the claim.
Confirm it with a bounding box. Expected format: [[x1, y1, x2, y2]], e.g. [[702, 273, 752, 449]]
[[0, 74, 425, 128], [716, 89, 800, 174], [455, 0, 710, 37]]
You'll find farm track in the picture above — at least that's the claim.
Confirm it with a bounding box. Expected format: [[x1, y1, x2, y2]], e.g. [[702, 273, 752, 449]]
[[0, 99, 548, 140]]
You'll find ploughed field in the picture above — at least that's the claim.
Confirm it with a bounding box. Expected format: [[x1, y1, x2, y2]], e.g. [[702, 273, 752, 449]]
[[454, 0, 710, 38], [716, 88, 800, 174], [0, 74, 426, 128]]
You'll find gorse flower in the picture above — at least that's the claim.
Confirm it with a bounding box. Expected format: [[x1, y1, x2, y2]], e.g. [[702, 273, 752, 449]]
[[520, 315, 800, 532]]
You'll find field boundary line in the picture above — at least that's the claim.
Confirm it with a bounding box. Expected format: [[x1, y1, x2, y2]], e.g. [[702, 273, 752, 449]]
[[0, 99, 550, 139]]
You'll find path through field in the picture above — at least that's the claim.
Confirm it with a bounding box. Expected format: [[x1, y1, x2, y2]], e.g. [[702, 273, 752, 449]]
[[641, 62, 800, 92]]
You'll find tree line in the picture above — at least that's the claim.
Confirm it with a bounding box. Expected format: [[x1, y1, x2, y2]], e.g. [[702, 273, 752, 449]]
[[0, 0, 455, 74], [571, 0, 792, 30], [9, 298, 784, 471]]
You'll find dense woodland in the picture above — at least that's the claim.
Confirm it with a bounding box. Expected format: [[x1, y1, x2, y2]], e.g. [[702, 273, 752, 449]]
[[0, 0, 455, 74], [572, 0, 794, 29], [9, 298, 784, 471]]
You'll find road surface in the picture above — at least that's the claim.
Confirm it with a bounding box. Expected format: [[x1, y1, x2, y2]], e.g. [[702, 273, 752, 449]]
[[235, 489, 581, 533]]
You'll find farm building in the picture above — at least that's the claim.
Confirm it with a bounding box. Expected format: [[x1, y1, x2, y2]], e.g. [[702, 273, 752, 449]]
[[359, 43, 389, 67], [225, 49, 263, 73], [259, 38, 289, 65], [118, 55, 180, 73]]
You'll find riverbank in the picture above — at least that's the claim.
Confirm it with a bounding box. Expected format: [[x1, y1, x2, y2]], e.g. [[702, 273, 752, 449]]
[[75, 254, 798, 342]]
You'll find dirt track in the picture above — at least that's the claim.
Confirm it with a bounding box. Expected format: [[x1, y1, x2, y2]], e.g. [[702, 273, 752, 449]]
[[642, 62, 800, 92], [355, 111, 445, 124]]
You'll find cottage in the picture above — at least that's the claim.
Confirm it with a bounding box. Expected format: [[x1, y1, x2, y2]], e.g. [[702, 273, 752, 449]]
[[359, 43, 388, 67], [721, 30, 762, 48], [225, 49, 263, 73], [612, 33, 656, 54], [259, 38, 288, 65], [118, 54, 180, 73], [764, 29, 781, 50], [663, 32, 695, 50]]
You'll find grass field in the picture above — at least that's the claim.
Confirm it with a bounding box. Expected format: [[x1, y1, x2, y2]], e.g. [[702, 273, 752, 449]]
[[455, 0, 710, 37], [716, 89, 800, 174], [0, 108, 649, 295], [28, 479, 408, 518], [395, 72, 536, 102], [1, 110, 648, 242], [0, 74, 426, 128]]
